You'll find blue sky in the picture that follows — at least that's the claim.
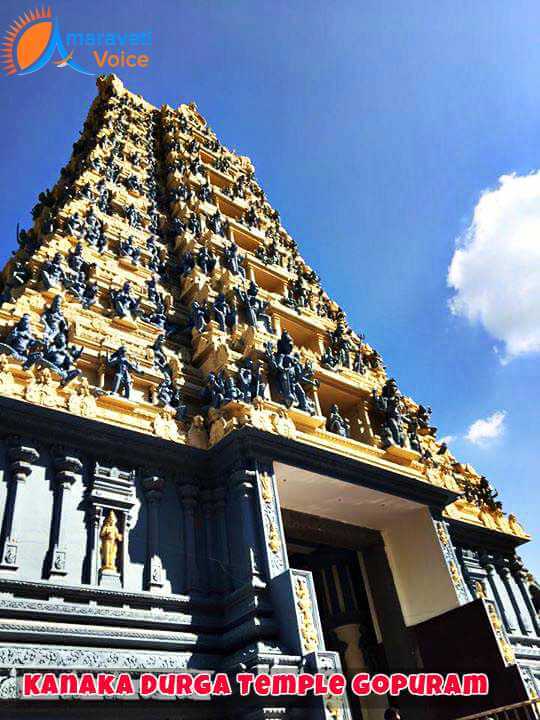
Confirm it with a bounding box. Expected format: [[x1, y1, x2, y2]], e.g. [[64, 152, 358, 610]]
[[0, 0, 539, 572]]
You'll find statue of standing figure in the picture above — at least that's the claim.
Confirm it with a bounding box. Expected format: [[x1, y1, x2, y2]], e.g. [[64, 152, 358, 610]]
[[237, 281, 273, 334], [222, 242, 246, 278], [125, 204, 142, 229], [100, 510, 123, 572], [40, 252, 66, 290], [329, 321, 353, 368], [106, 345, 141, 398], [187, 300, 209, 334], [66, 212, 83, 237], [196, 245, 216, 275], [207, 210, 227, 237], [41, 296, 68, 343], [119, 235, 141, 265], [372, 378, 407, 449], [151, 334, 172, 378], [212, 293, 234, 332], [198, 182, 213, 203], [187, 212, 202, 237], [147, 276, 165, 313], [237, 357, 266, 403], [146, 236, 163, 273], [265, 330, 318, 414], [67, 243, 87, 275], [203, 371, 225, 408], [97, 180, 112, 214]]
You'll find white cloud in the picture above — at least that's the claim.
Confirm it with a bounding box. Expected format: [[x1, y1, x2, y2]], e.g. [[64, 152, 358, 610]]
[[465, 411, 506, 445], [439, 435, 455, 444], [448, 171, 540, 362]]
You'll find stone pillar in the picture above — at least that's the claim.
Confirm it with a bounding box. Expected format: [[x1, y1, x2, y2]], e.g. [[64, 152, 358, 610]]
[[333, 623, 382, 720], [509, 557, 539, 636], [213, 486, 230, 593], [0, 436, 39, 570], [201, 489, 217, 595], [88, 505, 103, 586], [497, 561, 532, 636], [481, 554, 518, 634], [47, 449, 83, 578], [142, 474, 166, 592], [228, 468, 264, 587], [177, 482, 200, 593]]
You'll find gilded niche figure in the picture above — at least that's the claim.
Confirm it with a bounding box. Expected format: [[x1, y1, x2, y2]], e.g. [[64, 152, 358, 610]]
[[100, 510, 123, 572]]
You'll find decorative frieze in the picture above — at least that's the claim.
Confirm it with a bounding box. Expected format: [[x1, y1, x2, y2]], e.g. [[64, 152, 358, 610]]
[[434, 520, 470, 604], [292, 570, 324, 655], [0, 644, 197, 670], [486, 599, 516, 666], [255, 467, 287, 578]]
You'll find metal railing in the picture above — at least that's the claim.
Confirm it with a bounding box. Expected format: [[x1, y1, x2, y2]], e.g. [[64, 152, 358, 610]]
[[455, 697, 540, 720]]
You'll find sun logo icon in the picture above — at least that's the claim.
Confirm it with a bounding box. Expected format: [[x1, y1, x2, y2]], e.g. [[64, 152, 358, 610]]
[[1, 5, 93, 76]]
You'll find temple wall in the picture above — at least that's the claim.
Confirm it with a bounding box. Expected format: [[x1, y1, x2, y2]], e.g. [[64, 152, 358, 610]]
[[383, 507, 461, 626], [0, 432, 206, 594]]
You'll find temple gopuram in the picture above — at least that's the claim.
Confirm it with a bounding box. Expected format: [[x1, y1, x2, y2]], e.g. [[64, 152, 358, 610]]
[[0, 74, 537, 720]]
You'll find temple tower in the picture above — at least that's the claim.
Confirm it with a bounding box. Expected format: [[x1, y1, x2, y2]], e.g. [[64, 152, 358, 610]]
[[0, 74, 537, 719]]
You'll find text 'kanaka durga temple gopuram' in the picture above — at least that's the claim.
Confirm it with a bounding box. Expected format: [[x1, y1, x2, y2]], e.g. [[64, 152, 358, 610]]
[[0, 73, 537, 720]]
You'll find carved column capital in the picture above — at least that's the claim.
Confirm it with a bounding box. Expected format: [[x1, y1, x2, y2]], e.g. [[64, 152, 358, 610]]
[[213, 486, 227, 509], [176, 482, 198, 507], [52, 448, 83, 488], [479, 553, 495, 572], [6, 436, 39, 483], [229, 468, 256, 494], [200, 489, 214, 517], [0, 437, 39, 570], [141, 474, 165, 502], [509, 555, 526, 578]]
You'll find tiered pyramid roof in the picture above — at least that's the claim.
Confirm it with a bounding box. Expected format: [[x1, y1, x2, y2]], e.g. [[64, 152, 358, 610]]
[[0, 74, 528, 542]]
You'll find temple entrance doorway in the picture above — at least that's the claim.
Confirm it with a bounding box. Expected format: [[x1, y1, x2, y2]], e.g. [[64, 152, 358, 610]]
[[283, 509, 389, 720]]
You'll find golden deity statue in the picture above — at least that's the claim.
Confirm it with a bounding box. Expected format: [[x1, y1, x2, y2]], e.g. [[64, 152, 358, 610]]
[[100, 510, 123, 572], [474, 579, 487, 599]]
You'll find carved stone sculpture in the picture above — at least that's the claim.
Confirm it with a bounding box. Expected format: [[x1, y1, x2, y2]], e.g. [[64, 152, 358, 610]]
[[327, 404, 350, 437], [222, 242, 246, 277], [265, 331, 318, 414], [119, 235, 141, 265], [237, 281, 273, 333], [110, 281, 139, 319], [41, 252, 66, 290], [372, 379, 407, 449], [41, 296, 68, 343], [0, 314, 36, 361], [106, 345, 141, 398]]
